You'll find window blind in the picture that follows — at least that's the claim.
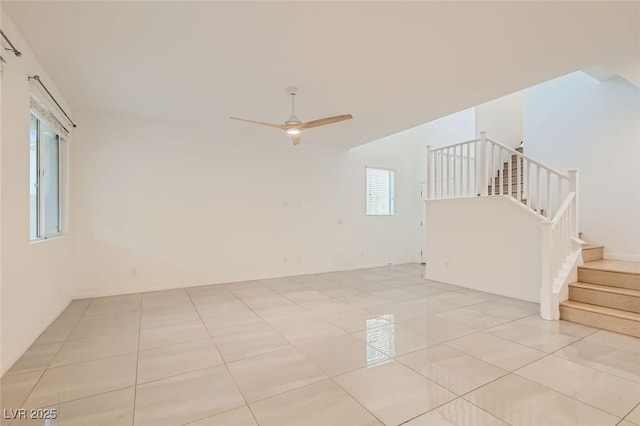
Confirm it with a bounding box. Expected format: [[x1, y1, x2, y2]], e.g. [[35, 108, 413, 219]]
[[366, 167, 395, 215]]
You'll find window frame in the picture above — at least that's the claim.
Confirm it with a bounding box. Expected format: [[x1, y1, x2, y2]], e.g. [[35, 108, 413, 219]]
[[30, 112, 63, 241], [365, 166, 395, 216]]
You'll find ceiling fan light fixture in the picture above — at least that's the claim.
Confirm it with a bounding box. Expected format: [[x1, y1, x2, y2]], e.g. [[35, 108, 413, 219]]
[[230, 86, 352, 145]]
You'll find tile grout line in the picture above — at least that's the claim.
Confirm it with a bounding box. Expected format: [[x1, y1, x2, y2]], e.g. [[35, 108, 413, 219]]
[[620, 401, 640, 424], [492, 311, 640, 418], [10, 265, 638, 426], [131, 293, 144, 426], [35, 333, 140, 372], [394, 319, 614, 424], [184, 285, 259, 426], [223, 276, 388, 424], [249, 270, 640, 424], [290, 269, 425, 424], [462, 368, 626, 423], [381, 337, 512, 425], [10, 298, 95, 422]]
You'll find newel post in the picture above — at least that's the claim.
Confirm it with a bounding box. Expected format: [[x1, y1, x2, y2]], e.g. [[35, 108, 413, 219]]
[[425, 145, 433, 200], [540, 221, 556, 320], [477, 131, 488, 196], [569, 169, 579, 238]]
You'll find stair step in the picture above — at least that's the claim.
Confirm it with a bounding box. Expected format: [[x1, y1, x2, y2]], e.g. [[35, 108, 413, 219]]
[[569, 282, 640, 314], [487, 189, 523, 196], [497, 170, 522, 177], [501, 164, 522, 170], [578, 260, 640, 291], [560, 300, 640, 338], [494, 177, 523, 184], [490, 183, 521, 189], [582, 245, 604, 262]]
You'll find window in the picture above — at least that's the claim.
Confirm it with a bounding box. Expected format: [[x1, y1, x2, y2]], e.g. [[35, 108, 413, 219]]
[[366, 167, 395, 215], [30, 113, 62, 240]]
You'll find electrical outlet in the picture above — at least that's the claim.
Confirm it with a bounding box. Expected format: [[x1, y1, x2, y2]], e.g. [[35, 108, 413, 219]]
[[130, 268, 137, 276]]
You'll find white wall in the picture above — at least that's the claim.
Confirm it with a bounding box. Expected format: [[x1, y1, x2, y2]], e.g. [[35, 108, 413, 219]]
[[475, 92, 523, 149], [0, 12, 74, 375], [425, 197, 542, 302], [524, 72, 640, 260], [407, 109, 477, 261], [70, 111, 423, 298], [388, 108, 477, 183]]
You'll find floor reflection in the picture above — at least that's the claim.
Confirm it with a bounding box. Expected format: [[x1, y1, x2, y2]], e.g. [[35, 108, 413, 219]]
[[366, 314, 394, 365]]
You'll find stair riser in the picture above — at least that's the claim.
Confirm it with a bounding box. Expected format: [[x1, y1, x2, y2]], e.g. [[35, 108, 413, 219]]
[[582, 247, 604, 262], [495, 178, 522, 185], [560, 305, 640, 338], [497, 171, 522, 178], [578, 269, 640, 291], [494, 180, 523, 187], [490, 184, 521, 190], [569, 287, 640, 314], [488, 191, 523, 197]]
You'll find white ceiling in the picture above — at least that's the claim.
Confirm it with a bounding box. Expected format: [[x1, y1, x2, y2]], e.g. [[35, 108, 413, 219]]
[[3, 1, 638, 147]]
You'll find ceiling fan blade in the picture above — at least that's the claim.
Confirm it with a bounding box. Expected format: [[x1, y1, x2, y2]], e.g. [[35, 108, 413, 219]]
[[230, 117, 286, 130], [289, 133, 301, 146], [300, 114, 353, 130]]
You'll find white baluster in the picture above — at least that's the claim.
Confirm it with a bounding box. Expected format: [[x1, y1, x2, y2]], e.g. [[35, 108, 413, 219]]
[[489, 142, 495, 196], [540, 221, 553, 320], [569, 169, 579, 237], [448, 148, 452, 198], [525, 160, 530, 208], [508, 151, 513, 199], [536, 166, 541, 216], [438, 152, 443, 198], [516, 153, 522, 202], [426, 145, 432, 200], [498, 148, 504, 196], [466, 144, 471, 197], [479, 131, 488, 196], [546, 170, 551, 218], [556, 177, 562, 216], [458, 145, 462, 198]]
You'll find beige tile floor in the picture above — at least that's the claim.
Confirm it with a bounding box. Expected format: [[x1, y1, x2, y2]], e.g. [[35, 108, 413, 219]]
[[2, 263, 640, 425]]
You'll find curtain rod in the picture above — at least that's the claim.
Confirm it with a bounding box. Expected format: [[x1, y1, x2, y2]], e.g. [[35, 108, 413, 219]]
[[28, 75, 77, 128], [0, 29, 22, 57]]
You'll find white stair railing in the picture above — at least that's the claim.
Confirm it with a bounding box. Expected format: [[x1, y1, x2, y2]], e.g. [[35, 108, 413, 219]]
[[427, 131, 571, 219], [426, 138, 478, 200], [426, 132, 580, 320], [541, 171, 580, 319]]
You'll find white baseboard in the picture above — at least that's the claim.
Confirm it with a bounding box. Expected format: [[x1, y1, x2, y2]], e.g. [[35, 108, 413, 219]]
[[604, 252, 640, 262], [73, 259, 419, 300]]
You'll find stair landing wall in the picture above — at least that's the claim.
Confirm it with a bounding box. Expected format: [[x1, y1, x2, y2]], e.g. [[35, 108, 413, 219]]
[[425, 196, 542, 302]]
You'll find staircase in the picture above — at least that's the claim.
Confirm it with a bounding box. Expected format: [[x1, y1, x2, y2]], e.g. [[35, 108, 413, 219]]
[[426, 132, 579, 320], [560, 246, 640, 337], [486, 148, 545, 216], [487, 152, 523, 196]]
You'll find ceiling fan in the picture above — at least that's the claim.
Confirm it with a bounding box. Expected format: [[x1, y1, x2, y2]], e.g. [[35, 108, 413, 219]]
[[230, 86, 353, 145]]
